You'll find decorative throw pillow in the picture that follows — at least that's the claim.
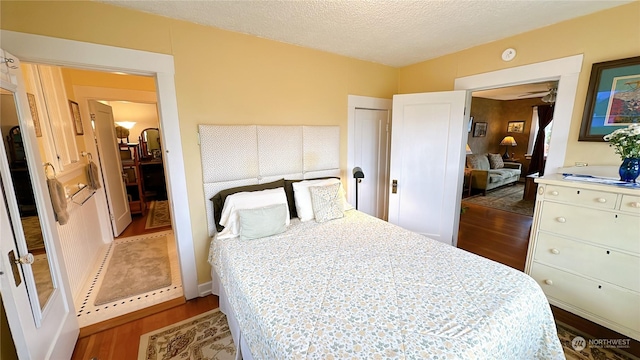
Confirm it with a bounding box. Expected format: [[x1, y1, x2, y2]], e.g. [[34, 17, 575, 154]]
[[308, 183, 344, 223], [487, 153, 504, 169], [292, 178, 351, 221], [238, 204, 288, 240], [466, 154, 489, 170]]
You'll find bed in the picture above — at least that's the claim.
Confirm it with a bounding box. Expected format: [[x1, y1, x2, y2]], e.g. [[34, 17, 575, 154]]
[[201, 125, 564, 359]]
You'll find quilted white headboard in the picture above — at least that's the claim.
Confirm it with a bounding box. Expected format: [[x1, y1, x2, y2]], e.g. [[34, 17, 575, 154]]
[[199, 125, 340, 236]]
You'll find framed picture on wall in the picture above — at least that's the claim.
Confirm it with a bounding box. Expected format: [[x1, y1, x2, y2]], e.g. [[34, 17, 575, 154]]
[[507, 121, 525, 133], [473, 122, 487, 137], [579, 56, 640, 141], [69, 100, 84, 135], [468, 117, 474, 133]]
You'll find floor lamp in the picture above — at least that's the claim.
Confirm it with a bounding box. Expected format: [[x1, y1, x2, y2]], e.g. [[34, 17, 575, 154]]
[[352, 167, 364, 210]]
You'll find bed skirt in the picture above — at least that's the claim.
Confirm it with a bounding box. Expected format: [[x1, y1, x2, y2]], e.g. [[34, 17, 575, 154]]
[[212, 267, 254, 360]]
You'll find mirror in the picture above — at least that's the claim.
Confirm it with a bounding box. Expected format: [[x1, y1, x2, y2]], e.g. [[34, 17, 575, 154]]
[[1, 88, 55, 311], [140, 128, 161, 160]]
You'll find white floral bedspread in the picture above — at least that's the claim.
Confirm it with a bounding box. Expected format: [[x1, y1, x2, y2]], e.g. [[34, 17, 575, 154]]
[[209, 210, 564, 359]]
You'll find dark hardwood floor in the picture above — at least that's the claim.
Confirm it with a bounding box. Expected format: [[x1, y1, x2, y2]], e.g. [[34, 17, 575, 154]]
[[457, 202, 532, 271], [116, 203, 171, 239]]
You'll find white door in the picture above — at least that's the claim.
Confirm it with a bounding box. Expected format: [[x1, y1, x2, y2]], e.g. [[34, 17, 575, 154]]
[[388, 91, 468, 246], [354, 108, 390, 219], [90, 100, 132, 236], [0, 49, 78, 359]]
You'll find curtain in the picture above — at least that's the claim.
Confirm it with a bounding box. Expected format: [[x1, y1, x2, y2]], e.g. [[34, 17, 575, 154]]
[[528, 104, 554, 176]]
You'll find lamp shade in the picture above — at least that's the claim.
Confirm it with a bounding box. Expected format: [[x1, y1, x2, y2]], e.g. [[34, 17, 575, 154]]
[[115, 121, 136, 129], [352, 167, 364, 179], [466, 144, 472, 154], [499, 136, 517, 147]]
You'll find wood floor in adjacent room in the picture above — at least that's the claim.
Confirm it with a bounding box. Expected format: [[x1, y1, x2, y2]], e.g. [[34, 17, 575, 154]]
[[73, 202, 639, 359], [71, 295, 219, 360]]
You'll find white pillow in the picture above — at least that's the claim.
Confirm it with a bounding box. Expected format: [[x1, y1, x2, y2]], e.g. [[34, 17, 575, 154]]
[[292, 178, 351, 221], [218, 187, 289, 239]]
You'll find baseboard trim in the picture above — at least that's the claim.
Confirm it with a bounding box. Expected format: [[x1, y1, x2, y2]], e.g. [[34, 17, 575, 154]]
[[78, 296, 185, 338], [198, 281, 212, 297]]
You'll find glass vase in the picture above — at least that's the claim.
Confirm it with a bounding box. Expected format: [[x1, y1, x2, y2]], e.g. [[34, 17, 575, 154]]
[[619, 158, 640, 183]]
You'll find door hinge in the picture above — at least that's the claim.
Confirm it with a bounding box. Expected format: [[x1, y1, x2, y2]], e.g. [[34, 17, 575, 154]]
[[7, 250, 22, 287]]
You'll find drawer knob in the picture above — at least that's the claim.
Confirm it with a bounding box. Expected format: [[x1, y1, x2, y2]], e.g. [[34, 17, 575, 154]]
[[544, 279, 553, 285], [556, 217, 566, 223], [596, 198, 607, 203], [550, 248, 560, 255], [630, 202, 640, 208], [550, 191, 559, 196]]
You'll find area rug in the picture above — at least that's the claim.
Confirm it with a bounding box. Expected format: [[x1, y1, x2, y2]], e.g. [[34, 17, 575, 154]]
[[94, 235, 172, 306], [558, 322, 636, 360], [137, 311, 635, 360], [145, 200, 171, 229], [138, 308, 235, 360], [462, 183, 534, 216]]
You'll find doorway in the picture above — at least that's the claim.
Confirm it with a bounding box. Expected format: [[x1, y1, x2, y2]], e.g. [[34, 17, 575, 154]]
[[19, 63, 180, 328], [454, 54, 582, 264], [1, 32, 199, 354]]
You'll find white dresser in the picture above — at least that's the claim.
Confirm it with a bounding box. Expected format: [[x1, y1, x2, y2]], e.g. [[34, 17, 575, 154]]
[[525, 174, 640, 340]]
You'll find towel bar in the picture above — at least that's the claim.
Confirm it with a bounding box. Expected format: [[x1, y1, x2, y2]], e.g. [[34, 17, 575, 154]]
[[43, 162, 56, 179]]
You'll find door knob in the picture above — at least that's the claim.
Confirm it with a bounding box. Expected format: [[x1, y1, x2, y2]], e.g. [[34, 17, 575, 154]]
[[15, 253, 34, 265]]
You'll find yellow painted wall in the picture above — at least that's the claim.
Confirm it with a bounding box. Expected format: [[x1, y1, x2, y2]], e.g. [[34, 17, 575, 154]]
[[399, 1, 640, 167], [1, 1, 398, 284]]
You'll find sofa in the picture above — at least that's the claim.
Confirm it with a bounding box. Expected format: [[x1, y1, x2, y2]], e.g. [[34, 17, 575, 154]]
[[466, 153, 522, 195]]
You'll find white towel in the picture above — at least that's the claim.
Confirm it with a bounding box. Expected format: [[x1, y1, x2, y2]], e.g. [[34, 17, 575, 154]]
[[87, 161, 101, 190], [47, 178, 69, 225]]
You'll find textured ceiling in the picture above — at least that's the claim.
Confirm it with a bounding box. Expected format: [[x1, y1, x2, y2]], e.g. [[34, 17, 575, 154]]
[[99, 0, 630, 67]]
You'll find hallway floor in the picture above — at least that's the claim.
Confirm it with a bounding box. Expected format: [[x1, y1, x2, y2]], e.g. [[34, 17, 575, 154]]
[[76, 205, 180, 329]]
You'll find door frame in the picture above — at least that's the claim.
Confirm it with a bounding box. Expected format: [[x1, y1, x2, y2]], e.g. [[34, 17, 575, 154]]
[[347, 95, 392, 218], [0, 30, 199, 299], [454, 54, 583, 175]]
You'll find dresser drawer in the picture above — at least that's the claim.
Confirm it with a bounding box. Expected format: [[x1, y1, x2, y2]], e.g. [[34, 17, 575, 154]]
[[534, 232, 640, 292], [530, 262, 640, 332], [543, 184, 617, 210], [620, 194, 640, 215], [540, 202, 640, 253]]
